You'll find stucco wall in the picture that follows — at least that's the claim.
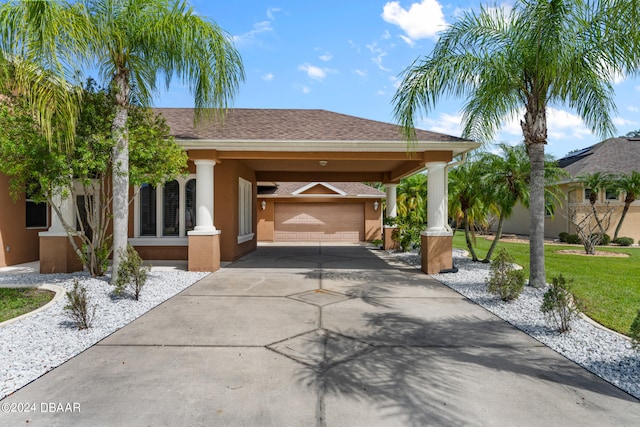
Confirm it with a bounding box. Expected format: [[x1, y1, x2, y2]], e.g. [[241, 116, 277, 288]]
[[0, 173, 45, 267]]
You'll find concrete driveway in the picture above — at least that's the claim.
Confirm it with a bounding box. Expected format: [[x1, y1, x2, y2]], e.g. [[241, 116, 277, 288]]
[[1, 243, 639, 426]]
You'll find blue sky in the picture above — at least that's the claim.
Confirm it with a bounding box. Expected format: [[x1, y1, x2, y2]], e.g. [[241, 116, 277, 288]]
[[155, 0, 640, 159]]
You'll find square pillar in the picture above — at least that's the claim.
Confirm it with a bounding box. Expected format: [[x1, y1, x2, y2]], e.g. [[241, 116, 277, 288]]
[[188, 231, 221, 272], [383, 225, 399, 250], [421, 232, 453, 275], [39, 234, 83, 274]]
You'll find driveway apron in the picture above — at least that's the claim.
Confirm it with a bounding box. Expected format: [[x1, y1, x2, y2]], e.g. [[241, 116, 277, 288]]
[[1, 243, 639, 426]]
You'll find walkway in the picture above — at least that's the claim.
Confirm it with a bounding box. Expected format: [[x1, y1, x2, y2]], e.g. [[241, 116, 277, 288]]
[[1, 243, 638, 426]]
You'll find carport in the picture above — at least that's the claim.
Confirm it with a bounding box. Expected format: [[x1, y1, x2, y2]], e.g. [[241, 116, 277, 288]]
[[171, 109, 479, 275]]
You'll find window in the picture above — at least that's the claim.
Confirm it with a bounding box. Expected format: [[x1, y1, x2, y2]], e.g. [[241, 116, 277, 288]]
[[238, 178, 253, 243], [134, 176, 195, 242], [584, 188, 594, 202], [605, 188, 619, 201], [25, 194, 47, 228], [139, 184, 157, 236], [163, 180, 179, 236]]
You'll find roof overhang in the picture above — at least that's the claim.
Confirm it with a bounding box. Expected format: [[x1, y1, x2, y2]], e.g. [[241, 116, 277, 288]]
[[180, 139, 480, 183]]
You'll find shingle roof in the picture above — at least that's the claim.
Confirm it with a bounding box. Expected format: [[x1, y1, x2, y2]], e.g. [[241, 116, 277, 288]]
[[258, 182, 385, 197], [559, 137, 640, 178], [153, 108, 467, 142]]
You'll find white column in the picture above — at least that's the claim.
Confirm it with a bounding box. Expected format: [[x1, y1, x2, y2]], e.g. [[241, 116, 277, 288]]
[[191, 159, 216, 234], [426, 161, 449, 234], [385, 184, 397, 218], [47, 188, 75, 235]]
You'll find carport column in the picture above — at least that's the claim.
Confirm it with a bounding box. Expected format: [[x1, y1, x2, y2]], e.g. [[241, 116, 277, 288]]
[[188, 159, 221, 272], [421, 161, 453, 275], [39, 187, 83, 273], [383, 184, 399, 250]]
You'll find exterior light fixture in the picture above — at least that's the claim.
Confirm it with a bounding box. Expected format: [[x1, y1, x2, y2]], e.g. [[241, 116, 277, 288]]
[[319, 160, 328, 167], [374, 201, 379, 211], [261, 200, 267, 210]]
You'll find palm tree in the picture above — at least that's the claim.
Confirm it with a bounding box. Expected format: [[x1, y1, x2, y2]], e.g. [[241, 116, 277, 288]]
[[612, 171, 640, 239], [392, 0, 637, 287], [481, 144, 566, 262], [576, 172, 612, 234], [0, 0, 244, 281], [448, 160, 489, 262], [396, 173, 427, 224]]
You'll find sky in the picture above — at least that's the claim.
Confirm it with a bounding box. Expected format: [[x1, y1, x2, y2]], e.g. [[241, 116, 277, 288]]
[[154, 0, 640, 160]]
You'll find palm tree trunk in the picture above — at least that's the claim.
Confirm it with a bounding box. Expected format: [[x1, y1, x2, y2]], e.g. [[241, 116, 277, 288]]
[[613, 202, 631, 240], [483, 214, 505, 262], [528, 141, 546, 288], [591, 201, 605, 234], [111, 71, 130, 284], [463, 209, 478, 261]]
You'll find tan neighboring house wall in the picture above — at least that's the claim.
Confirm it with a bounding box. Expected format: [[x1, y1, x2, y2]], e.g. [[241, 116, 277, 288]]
[[0, 173, 46, 267]]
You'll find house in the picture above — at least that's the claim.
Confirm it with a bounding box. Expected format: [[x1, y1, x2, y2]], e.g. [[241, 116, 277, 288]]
[[2, 109, 479, 274], [499, 137, 640, 242]]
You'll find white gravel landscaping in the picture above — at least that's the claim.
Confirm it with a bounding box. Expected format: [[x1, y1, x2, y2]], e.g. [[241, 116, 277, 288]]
[[396, 249, 640, 401], [0, 270, 207, 400]]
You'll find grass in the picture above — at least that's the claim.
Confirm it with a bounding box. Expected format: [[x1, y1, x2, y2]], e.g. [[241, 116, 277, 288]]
[[452, 233, 640, 336], [0, 288, 55, 323]]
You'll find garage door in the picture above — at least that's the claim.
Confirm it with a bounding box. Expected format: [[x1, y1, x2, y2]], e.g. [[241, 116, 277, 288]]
[[274, 203, 364, 242]]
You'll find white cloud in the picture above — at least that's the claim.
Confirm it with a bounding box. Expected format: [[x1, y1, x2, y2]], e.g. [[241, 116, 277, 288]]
[[233, 21, 273, 45], [613, 116, 638, 127], [298, 63, 336, 81], [294, 84, 311, 94], [627, 106, 640, 113], [419, 113, 464, 136], [354, 69, 368, 77], [382, 0, 447, 41], [366, 42, 391, 72], [319, 52, 333, 62], [399, 35, 415, 47], [497, 107, 593, 142], [262, 73, 274, 82], [382, 30, 391, 40], [267, 7, 281, 21]]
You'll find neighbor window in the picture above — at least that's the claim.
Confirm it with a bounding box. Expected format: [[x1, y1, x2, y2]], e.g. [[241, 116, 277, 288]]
[[238, 177, 253, 243], [605, 188, 619, 201], [584, 188, 594, 202]]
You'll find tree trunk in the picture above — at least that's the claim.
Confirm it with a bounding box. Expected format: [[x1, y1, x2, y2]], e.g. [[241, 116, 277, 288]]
[[528, 141, 546, 287], [591, 201, 605, 234], [463, 209, 478, 261], [111, 71, 130, 284], [613, 201, 632, 240], [483, 213, 505, 262]]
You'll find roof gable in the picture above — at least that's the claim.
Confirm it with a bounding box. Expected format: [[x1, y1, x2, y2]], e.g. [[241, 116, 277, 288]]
[[293, 182, 346, 196], [258, 182, 385, 198]]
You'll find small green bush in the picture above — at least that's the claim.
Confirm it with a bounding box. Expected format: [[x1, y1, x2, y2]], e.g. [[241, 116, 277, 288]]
[[541, 274, 579, 333], [630, 310, 640, 349], [486, 248, 525, 302], [64, 279, 96, 330], [612, 237, 634, 246], [558, 232, 569, 243], [590, 233, 611, 246], [114, 244, 150, 300], [565, 234, 581, 244]]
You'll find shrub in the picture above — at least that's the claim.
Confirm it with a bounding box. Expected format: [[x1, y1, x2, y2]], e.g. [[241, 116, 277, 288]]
[[630, 310, 640, 349], [565, 234, 581, 244], [558, 232, 569, 243], [64, 279, 96, 330], [612, 237, 634, 246], [540, 274, 579, 333], [590, 233, 611, 246], [486, 248, 525, 302], [114, 244, 150, 300]]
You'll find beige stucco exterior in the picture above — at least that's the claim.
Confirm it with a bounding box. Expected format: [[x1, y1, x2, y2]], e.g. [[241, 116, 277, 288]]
[[499, 182, 640, 242]]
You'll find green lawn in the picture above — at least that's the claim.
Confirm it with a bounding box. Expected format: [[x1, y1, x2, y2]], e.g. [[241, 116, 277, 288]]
[[0, 288, 55, 323], [452, 234, 640, 335]]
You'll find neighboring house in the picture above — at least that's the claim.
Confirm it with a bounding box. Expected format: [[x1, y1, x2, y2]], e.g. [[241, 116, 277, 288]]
[[499, 137, 640, 242], [257, 182, 385, 243], [1, 108, 478, 274]]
